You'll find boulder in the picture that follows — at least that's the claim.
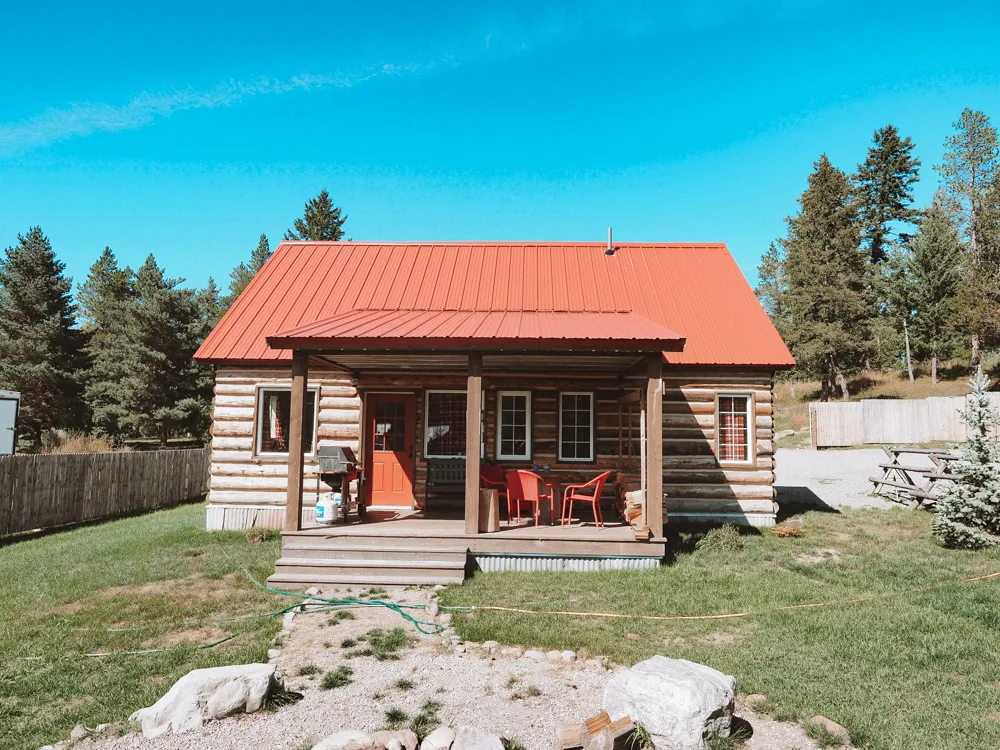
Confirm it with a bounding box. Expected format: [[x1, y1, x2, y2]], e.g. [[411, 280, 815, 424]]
[[561, 650, 577, 664], [524, 649, 546, 661], [546, 650, 563, 663], [70, 725, 89, 740], [451, 726, 505, 750], [427, 599, 441, 618], [482, 640, 500, 652], [603, 657, 734, 750], [584, 727, 615, 750], [420, 726, 457, 750], [373, 730, 419, 750], [501, 647, 523, 658], [313, 730, 381, 750], [130, 663, 282, 738]]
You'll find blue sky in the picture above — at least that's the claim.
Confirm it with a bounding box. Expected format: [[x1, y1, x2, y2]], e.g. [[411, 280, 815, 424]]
[[2, 1, 999, 293]]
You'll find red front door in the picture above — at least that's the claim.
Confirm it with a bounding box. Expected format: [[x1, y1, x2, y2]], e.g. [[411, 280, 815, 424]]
[[366, 393, 416, 507]]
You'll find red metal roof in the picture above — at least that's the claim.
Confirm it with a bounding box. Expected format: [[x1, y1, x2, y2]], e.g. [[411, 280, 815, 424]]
[[267, 309, 685, 351], [195, 242, 795, 367]]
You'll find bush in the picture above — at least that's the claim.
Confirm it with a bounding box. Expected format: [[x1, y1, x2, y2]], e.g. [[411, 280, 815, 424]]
[[695, 524, 745, 553]]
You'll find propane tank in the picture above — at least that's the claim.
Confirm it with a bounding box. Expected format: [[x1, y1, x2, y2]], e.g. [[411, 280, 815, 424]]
[[316, 492, 337, 524]]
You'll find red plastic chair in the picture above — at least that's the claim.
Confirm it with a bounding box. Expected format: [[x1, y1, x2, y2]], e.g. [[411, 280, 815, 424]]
[[505, 470, 554, 526], [561, 471, 613, 527], [479, 464, 508, 515]]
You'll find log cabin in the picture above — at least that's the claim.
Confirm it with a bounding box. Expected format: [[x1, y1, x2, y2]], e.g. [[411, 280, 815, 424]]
[[194, 241, 794, 586]]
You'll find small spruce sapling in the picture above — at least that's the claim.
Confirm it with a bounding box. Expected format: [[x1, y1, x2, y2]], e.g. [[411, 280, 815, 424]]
[[931, 367, 1000, 548]]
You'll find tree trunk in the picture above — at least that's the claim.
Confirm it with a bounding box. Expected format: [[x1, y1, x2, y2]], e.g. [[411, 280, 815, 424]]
[[971, 334, 981, 372], [834, 368, 850, 401], [903, 320, 914, 384], [932, 355, 938, 387]]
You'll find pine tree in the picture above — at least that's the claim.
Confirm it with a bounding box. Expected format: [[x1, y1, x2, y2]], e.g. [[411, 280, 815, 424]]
[[78, 248, 136, 439], [855, 124, 921, 264], [222, 233, 271, 309], [284, 190, 347, 241], [780, 155, 872, 400], [907, 193, 963, 384], [931, 367, 1000, 549], [935, 109, 1000, 369], [119, 256, 208, 445], [754, 240, 788, 324], [0, 227, 87, 444]]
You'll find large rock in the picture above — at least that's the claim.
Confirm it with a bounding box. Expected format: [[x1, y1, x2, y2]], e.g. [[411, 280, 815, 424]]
[[603, 657, 735, 750], [373, 730, 419, 750], [451, 726, 505, 750], [420, 726, 456, 750], [130, 663, 282, 738]]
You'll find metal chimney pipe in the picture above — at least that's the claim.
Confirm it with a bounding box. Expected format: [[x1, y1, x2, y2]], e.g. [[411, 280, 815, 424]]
[[605, 227, 615, 256]]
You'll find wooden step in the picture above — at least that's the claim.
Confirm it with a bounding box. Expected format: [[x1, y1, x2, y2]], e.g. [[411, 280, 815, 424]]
[[274, 557, 466, 574], [267, 570, 466, 587], [280, 542, 468, 562]]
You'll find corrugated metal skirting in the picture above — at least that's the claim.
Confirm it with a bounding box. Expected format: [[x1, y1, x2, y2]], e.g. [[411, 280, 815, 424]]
[[472, 555, 661, 572]]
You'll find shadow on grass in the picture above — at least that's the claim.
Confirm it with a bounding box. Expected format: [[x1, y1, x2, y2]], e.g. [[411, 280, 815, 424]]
[[775, 486, 840, 523]]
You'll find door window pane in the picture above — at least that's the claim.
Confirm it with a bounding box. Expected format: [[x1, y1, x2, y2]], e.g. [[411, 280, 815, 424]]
[[374, 401, 406, 452]]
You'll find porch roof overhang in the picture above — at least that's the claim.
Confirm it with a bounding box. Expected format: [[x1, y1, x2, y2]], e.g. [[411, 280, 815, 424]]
[[266, 309, 687, 354]]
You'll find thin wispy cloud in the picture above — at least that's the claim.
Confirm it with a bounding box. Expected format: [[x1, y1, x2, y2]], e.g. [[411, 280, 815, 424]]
[[0, 63, 431, 157]]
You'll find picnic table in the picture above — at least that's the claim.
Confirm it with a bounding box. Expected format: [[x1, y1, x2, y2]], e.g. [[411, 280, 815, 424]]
[[869, 446, 960, 509]]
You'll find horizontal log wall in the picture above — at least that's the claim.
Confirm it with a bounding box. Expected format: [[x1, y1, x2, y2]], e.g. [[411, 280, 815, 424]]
[[206, 367, 361, 530], [0, 448, 209, 536], [656, 366, 776, 527]]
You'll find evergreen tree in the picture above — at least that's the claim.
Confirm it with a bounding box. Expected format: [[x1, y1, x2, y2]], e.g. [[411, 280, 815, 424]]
[[855, 124, 921, 264], [754, 240, 788, 324], [908, 193, 963, 384], [0, 227, 87, 444], [284, 190, 347, 241], [119, 256, 208, 445], [931, 367, 1000, 549], [935, 109, 1000, 369], [222, 233, 271, 309], [952, 178, 1000, 363], [78, 248, 136, 438], [196, 276, 223, 327], [780, 155, 872, 400], [872, 246, 912, 376]]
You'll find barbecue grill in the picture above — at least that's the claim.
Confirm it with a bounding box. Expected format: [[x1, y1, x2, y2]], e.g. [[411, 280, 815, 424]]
[[316, 446, 364, 523]]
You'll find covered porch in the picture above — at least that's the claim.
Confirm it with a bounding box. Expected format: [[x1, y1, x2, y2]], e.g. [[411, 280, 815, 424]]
[[266, 310, 681, 585]]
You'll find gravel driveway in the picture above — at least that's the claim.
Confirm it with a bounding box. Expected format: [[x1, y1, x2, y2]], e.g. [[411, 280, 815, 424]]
[[774, 447, 907, 511]]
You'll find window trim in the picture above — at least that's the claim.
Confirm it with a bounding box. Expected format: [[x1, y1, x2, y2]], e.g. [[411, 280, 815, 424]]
[[558, 391, 595, 463], [715, 391, 756, 466], [423, 389, 474, 459], [496, 390, 532, 461], [253, 385, 320, 457]]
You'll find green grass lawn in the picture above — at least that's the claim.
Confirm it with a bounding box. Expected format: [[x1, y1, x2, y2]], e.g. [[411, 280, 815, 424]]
[[443, 509, 1000, 750], [0, 503, 282, 750]]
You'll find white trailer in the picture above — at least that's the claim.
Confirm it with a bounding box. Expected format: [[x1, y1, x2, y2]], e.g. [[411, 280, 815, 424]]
[[0, 390, 20, 455]]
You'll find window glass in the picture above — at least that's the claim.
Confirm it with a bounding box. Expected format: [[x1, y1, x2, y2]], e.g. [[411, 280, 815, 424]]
[[426, 392, 467, 457], [718, 395, 751, 462], [559, 392, 593, 461], [258, 389, 316, 454], [498, 392, 530, 459], [373, 400, 406, 452]]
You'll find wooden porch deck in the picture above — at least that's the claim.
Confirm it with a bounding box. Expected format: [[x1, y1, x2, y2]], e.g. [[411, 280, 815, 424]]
[[269, 510, 667, 587]]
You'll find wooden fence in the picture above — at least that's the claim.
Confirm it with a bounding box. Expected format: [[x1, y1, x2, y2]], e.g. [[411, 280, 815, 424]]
[[809, 394, 1000, 447], [0, 447, 210, 535]]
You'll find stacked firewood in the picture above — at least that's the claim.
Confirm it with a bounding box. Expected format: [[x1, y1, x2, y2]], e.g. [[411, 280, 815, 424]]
[[556, 710, 636, 750], [619, 485, 650, 541]]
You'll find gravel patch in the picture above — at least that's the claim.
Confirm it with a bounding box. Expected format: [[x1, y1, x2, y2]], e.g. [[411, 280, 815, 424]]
[[81, 587, 832, 750], [775, 447, 910, 511]]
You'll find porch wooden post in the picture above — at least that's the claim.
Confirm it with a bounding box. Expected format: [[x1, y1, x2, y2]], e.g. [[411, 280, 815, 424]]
[[285, 351, 309, 532], [645, 355, 664, 535], [464, 353, 483, 535]]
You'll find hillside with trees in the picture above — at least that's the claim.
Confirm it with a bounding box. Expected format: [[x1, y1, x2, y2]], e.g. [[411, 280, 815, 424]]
[[759, 109, 1000, 399], [0, 190, 347, 451]]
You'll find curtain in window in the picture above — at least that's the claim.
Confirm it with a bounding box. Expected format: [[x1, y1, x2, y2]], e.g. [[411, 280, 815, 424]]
[[259, 390, 316, 453], [426, 392, 467, 456], [718, 396, 749, 462]]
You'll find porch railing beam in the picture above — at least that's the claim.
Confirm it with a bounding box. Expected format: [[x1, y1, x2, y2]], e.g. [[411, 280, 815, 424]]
[[285, 351, 309, 532], [645, 354, 664, 535], [464, 353, 483, 535]]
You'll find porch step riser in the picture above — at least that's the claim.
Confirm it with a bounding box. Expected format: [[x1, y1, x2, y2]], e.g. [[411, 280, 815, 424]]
[[268, 572, 466, 587], [281, 545, 468, 562], [273, 559, 466, 579]]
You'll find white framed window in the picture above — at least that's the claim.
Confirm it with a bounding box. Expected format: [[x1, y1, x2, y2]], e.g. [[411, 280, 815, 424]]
[[424, 390, 468, 458], [558, 391, 594, 462], [255, 387, 319, 455], [716, 393, 753, 464], [497, 391, 531, 460]]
